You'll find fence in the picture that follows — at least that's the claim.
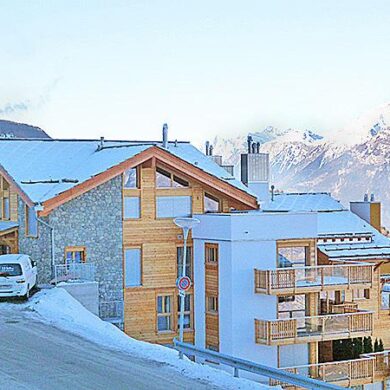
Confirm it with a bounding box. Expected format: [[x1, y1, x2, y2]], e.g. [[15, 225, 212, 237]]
[[54, 263, 96, 284], [173, 339, 344, 390]]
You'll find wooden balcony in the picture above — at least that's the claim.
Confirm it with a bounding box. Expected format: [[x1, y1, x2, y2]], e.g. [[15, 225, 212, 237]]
[[270, 357, 375, 388], [361, 351, 390, 382], [254, 263, 374, 295], [255, 311, 373, 346]]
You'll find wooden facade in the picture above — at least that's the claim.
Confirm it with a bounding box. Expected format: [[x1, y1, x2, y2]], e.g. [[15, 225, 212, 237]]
[[122, 160, 247, 345]]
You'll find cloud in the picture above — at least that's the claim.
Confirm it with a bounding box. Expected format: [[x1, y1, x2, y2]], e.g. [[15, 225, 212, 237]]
[[0, 101, 30, 115]]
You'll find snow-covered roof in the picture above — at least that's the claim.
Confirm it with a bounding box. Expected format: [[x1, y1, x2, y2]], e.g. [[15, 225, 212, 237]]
[[317, 210, 390, 260], [0, 221, 18, 233], [262, 192, 345, 212], [0, 139, 253, 203]]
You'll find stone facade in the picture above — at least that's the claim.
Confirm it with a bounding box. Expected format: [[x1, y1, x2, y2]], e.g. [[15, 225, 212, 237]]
[[18, 176, 124, 309]]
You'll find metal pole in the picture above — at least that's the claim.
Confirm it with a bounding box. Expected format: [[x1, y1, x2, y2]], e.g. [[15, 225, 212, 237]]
[[179, 227, 189, 344]]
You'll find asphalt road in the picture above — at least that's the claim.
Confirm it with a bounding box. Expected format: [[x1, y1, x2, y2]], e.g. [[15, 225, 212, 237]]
[[0, 304, 218, 390]]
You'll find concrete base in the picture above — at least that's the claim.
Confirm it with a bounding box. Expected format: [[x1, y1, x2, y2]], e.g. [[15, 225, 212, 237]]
[[57, 281, 99, 316]]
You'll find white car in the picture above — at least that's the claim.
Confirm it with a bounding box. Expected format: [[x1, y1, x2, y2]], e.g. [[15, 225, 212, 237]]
[[0, 254, 37, 299]]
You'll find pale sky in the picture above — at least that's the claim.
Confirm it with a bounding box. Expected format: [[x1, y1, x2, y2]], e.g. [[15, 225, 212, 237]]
[[0, 0, 389, 144]]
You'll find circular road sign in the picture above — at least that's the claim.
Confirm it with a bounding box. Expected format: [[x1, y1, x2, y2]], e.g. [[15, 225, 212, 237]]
[[176, 276, 192, 292]]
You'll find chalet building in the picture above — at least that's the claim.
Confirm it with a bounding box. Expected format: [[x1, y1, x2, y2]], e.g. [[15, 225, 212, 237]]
[[2, 130, 390, 388]]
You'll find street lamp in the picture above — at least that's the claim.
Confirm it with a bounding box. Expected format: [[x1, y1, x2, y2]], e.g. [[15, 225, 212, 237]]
[[174, 217, 200, 344]]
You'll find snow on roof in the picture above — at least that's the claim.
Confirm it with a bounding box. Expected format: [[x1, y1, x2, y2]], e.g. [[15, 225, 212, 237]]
[[0, 221, 19, 233], [0, 139, 253, 203], [262, 192, 345, 212], [318, 210, 390, 259]]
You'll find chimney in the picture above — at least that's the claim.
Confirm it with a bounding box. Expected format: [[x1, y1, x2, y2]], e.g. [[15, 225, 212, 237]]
[[205, 141, 210, 156], [241, 135, 270, 203], [350, 193, 382, 232], [97, 136, 105, 151], [162, 123, 168, 148]]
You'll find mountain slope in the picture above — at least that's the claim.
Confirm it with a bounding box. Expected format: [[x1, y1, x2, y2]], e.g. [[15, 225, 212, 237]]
[[0, 119, 50, 139], [212, 103, 390, 226]]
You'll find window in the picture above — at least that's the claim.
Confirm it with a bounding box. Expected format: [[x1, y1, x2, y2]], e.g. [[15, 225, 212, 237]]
[[124, 197, 140, 219], [205, 243, 218, 264], [0, 177, 10, 220], [156, 196, 192, 218], [177, 294, 192, 330], [206, 295, 218, 314], [157, 295, 173, 332], [124, 248, 142, 287], [204, 193, 220, 213], [65, 247, 86, 265], [26, 205, 38, 237], [156, 167, 189, 188], [123, 168, 138, 188], [353, 289, 370, 300], [177, 246, 193, 278], [278, 246, 309, 268]]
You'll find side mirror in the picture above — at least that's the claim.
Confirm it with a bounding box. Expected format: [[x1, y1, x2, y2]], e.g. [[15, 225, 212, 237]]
[[31, 260, 37, 268]]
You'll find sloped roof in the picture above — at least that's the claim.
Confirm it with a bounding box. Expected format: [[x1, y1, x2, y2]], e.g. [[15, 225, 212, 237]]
[[0, 139, 254, 204], [317, 210, 390, 260], [0, 221, 18, 234], [262, 192, 345, 212]]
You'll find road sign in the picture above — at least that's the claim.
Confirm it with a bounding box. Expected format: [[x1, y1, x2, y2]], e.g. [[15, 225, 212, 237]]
[[176, 276, 192, 292]]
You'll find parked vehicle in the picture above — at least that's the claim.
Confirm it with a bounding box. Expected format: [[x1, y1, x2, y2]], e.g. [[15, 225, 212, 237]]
[[0, 254, 37, 300]]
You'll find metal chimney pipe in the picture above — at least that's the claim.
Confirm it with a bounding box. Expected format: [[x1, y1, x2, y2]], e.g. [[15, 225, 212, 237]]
[[97, 136, 105, 151], [247, 135, 253, 154], [256, 142, 260, 154], [364, 194, 369, 202], [162, 124, 168, 148], [271, 185, 275, 201], [370, 193, 375, 202], [209, 145, 213, 156], [205, 141, 210, 156], [252, 143, 256, 154]]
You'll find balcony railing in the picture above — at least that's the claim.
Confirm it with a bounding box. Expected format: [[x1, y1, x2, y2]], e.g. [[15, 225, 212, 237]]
[[270, 357, 375, 388], [255, 311, 373, 345], [54, 263, 96, 284], [254, 263, 374, 295], [361, 351, 390, 381]]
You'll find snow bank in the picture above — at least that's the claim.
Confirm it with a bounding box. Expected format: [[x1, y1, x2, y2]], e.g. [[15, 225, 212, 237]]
[[24, 288, 274, 390]]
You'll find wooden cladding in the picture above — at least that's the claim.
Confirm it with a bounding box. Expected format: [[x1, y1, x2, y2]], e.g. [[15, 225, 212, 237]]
[[205, 243, 219, 351], [255, 311, 373, 346], [254, 264, 374, 295], [0, 175, 17, 222]]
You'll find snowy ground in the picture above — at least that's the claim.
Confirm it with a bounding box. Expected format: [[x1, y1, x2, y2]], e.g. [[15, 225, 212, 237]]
[[1, 288, 274, 390]]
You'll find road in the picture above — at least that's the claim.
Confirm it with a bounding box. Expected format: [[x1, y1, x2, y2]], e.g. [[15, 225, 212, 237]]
[[0, 305, 218, 390]]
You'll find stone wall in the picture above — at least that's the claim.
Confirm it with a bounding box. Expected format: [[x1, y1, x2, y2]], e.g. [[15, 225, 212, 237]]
[[19, 176, 124, 307]]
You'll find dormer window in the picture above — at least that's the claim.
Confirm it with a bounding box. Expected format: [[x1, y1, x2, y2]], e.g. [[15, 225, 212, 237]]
[[156, 167, 188, 188]]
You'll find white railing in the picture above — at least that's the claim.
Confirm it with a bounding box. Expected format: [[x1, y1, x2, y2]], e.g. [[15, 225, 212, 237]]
[[54, 263, 96, 284], [99, 300, 124, 324]]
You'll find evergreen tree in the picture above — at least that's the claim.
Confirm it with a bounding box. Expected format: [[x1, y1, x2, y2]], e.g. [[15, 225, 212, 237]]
[[379, 339, 384, 352], [374, 338, 379, 352], [353, 338, 363, 358], [363, 336, 373, 353]]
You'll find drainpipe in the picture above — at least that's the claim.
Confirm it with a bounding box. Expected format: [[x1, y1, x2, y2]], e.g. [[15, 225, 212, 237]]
[[34, 206, 56, 281]]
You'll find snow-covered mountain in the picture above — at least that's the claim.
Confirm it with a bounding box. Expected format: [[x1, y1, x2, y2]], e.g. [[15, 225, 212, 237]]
[[212, 103, 390, 226], [0, 119, 50, 139]]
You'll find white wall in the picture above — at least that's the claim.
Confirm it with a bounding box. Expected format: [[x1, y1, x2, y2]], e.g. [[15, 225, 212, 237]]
[[193, 211, 318, 369]]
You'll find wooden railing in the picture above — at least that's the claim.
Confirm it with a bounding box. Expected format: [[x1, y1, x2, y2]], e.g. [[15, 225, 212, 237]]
[[254, 263, 374, 295], [270, 357, 375, 388], [255, 311, 373, 345], [361, 351, 390, 380]]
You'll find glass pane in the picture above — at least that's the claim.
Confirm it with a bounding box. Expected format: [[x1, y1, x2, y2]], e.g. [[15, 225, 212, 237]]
[[74, 251, 83, 263], [3, 198, 10, 219], [278, 247, 307, 268], [178, 294, 191, 311], [156, 168, 172, 187], [157, 296, 163, 313], [164, 296, 171, 312], [157, 316, 169, 331], [124, 168, 137, 188], [177, 247, 192, 278], [124, 197, 140, 219], [125, 248, 141, 287], [204, 194, 219, 212], [27, 207, 38, 236]]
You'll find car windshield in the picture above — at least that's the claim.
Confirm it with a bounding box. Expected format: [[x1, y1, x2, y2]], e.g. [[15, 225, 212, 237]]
[[0, 263, 22, 277]]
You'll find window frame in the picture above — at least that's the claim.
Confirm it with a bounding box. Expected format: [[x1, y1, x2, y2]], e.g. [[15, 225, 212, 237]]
[[64, 246, 87, 265], [176, 245, 193, 279], [206, 295, 218, 314], [123, 167, 140, 189], [156, 167, 189, 189], [156, 294, 174, 333], [123, 196, 141, 220], [0, 177, 10, 221], [205, 243, 219, 265], [124, 247, 142, 288], [204, 193, 220, 213], [177, 293, 193, 331], [25, 205, 39, 238], [155, 195, 192, 219]]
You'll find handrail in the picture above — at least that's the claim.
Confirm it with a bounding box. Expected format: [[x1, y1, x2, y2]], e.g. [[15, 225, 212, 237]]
[[255, 262, 374, 272], [173, 339, 344, 390]]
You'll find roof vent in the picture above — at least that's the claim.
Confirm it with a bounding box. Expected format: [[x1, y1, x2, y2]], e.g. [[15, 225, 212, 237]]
[[205, 141, 210, 156], [97, 136, 105, 151], [370, 193, 375, 202], [162, 123, 168, 148], [364, 193, 369, 202]]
